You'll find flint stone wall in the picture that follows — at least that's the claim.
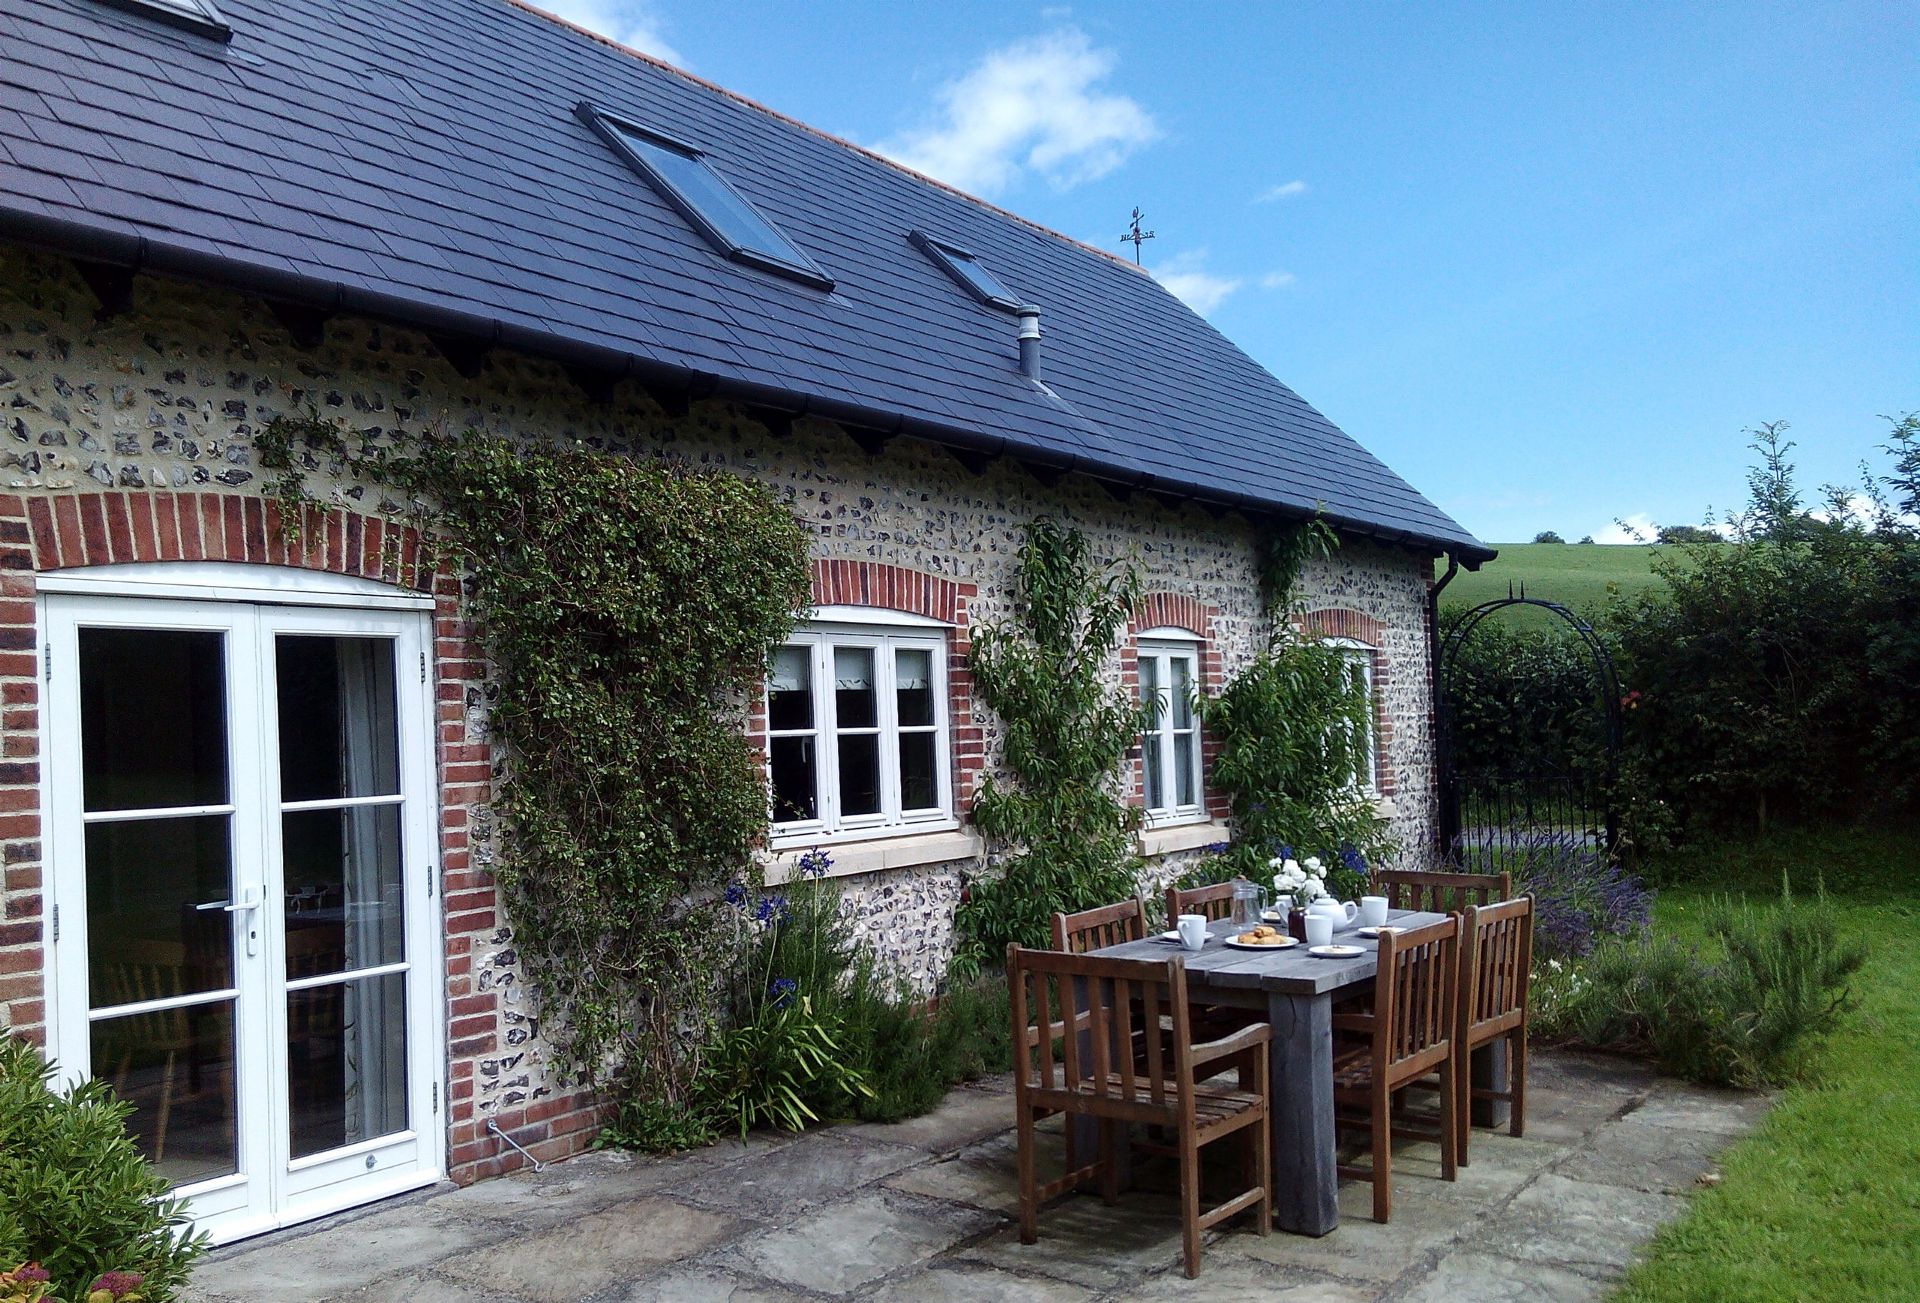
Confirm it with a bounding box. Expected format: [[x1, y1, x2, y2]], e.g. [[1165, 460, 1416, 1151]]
[[0, 246, 1439, 1124]]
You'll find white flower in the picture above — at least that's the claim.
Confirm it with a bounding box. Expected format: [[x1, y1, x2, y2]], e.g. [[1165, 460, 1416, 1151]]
[[1303, 856, 1323, 873]]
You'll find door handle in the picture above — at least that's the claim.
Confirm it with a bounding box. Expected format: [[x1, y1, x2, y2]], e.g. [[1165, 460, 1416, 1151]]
[[198, 887, 263, 956]]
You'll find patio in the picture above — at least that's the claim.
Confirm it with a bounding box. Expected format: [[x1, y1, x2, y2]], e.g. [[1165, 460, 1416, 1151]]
[[181, 1047, 1768, 1302]]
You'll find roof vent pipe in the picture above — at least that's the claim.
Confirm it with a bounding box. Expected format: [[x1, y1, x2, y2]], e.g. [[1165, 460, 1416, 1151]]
[[1016, 306, 1042, 381]]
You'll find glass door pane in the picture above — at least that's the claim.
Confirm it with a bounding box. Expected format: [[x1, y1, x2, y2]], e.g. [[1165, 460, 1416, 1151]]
[[275, 635, 410, 1159], [78, 627, 239, 1188]]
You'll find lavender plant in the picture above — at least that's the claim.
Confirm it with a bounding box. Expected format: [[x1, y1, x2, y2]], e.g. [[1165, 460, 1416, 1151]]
[[1501, 831, 1653, 958]]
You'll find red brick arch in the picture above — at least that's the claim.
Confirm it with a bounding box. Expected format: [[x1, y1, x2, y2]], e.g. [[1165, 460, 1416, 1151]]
[[0, 490, 586, 1184]]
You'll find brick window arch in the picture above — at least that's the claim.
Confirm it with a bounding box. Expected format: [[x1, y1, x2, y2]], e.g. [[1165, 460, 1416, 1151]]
[[1299, 607, 1396, 798], [0, 491, 584, 1183], [1123, 593, 1229, 820]]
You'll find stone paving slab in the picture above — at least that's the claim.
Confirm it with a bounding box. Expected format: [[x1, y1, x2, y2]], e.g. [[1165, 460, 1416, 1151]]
[[181, 1049, 1769, 1302]]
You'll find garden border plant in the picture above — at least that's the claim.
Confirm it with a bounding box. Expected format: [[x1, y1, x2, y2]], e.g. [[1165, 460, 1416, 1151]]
[[258, 414, 812, 1114]]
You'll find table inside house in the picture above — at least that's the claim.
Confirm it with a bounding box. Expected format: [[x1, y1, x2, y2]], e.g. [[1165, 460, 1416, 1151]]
[[1091, 908, 1494, 1236]]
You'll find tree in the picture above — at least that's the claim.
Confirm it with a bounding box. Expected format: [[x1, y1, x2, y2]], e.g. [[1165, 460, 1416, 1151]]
[[1532, 530, 1567, 544], [1657, 524, 1720, 545]]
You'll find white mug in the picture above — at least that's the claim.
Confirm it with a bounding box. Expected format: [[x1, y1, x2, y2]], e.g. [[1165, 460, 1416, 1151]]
[[1304, 913, 1334, 947], [1360, 895, 1390, 928], [1176, 913, 1209, 952]]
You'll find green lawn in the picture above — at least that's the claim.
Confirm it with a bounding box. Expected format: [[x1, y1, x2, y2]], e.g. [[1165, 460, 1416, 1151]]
[[1437, 542, 1678, 625], [1613, 826, 1920, 1301]]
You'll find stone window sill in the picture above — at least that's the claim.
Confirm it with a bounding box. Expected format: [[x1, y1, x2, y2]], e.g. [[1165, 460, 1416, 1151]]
[[762, 828, 984, 884], [1138, 819, 1232, 858]]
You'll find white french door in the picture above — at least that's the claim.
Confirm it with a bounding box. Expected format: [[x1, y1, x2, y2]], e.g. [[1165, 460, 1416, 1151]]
[[43, 591, 444, 1244]]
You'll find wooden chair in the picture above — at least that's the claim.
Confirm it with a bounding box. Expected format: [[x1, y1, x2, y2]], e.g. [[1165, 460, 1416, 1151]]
[[1007, 943, 1272, 1278], [1456, 897, 1533, 1165], [1372, 869, 1510, 916], [1165, 881, 1235, 929], [1051, 898, 1148, 954], [94, 940, 198, 1162], [1330, 915, 1461, 1223]]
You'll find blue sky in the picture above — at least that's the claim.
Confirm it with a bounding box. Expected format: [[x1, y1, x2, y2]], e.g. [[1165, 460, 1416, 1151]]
[[543, 1, 1915, 543]]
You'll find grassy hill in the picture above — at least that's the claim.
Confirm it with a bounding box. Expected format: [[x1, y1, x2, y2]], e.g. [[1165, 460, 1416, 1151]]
[[1435, 542, 1679, 623]]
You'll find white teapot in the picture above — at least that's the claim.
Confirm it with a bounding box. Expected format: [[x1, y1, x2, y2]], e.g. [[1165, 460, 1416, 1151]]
[[1306, 897, 1358, 930]]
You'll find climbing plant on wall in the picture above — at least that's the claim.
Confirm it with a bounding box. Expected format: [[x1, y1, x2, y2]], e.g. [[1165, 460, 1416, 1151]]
[[258, 416, 812, 1107], [1203, 517, 1393, 890], [950, 519, 1148, 977]]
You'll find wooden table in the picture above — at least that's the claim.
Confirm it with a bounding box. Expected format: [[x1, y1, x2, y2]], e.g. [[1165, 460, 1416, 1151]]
[[1091, 908, 1481, 1236]]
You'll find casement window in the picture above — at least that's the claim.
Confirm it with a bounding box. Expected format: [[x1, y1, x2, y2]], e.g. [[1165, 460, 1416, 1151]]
[[766, 623, 953, 844], [1137, 633, 1206, 824], [1327, 638, 1380, 795]]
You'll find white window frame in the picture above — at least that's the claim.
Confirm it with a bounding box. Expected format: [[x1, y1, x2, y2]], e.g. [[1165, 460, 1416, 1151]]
[[1136, 630, 1206, 827], [1325, 637, 1380, 796], [766, 621, 954, 847]]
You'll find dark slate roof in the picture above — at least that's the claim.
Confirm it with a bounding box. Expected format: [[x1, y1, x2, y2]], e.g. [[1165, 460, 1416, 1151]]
[[0, 0, 1491, 561]]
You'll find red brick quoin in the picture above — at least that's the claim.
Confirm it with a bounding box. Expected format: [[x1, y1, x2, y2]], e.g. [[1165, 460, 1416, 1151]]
[[748, 559, 986, 808], [0, 490, 594, 1185]]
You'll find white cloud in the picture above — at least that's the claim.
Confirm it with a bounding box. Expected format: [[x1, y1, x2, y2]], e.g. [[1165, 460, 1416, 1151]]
[[537, 0, 685, 66], [1257, 179, 1308, 203], [1259, 270, 1297, 290], [1152, 250, 1243, 316], [875, 28, 1158, 195], [1592, 514, 1658, 545]]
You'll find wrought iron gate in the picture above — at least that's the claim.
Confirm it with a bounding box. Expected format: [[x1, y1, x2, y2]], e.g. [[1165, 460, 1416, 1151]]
[[1436, 595, 1623, 863]]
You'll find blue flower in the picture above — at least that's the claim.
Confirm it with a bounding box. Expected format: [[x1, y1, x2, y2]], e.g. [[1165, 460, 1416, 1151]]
[[723, 881, 748, 910], [1202, 841, 1230, 855], [796, 848, 833, 878], [768, 977, 798, 1008], [754, 894, 790, 925], [1339, 845, 1366, 874], [1276, 843, 1295, 862]]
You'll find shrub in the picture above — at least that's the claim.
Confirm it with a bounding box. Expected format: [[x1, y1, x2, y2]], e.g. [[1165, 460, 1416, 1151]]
[[1204, 641, 1391, 889], [1501, 831, 1653, 958], [0, 1038, 206, 1301], [1533, 880, 1866, 1086]]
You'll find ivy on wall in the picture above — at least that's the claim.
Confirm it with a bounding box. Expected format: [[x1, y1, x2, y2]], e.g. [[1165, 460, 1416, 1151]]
[[950, 519, 1147, 976], [258, 416, 811, 1104]]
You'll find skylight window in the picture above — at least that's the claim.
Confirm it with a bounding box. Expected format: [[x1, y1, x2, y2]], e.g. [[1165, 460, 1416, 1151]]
[[577, 103, 832, 291], [911, 232, 1023, 312], [92, 0, 232, 41]]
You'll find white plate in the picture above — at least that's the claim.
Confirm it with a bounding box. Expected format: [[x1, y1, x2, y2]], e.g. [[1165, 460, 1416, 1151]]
[[1355, 926, 1398, 939], [1308, 944, 1365, 958], [1158, 930, 1182, 942], [1224, 935, 1299, 951], [1259, 909, 1286, 923]]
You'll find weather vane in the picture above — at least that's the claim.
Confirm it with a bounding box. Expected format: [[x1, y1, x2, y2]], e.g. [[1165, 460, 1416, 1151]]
[[1120, 207, 1155, 264]]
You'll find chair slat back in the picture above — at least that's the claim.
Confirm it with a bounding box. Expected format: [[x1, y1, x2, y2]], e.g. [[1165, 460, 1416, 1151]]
[[1051, 898, 1148, 954], [1374, 869, 1511, 916], [1373, 916, 1459, 1078], [1165, 881, 1234, 928], [1007, 944, 1190, 1111], [1464, 897, 1534, 1035]]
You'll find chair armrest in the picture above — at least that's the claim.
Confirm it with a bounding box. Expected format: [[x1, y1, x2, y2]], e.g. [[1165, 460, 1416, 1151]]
[[1189, 1021, 1271, 1069]]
